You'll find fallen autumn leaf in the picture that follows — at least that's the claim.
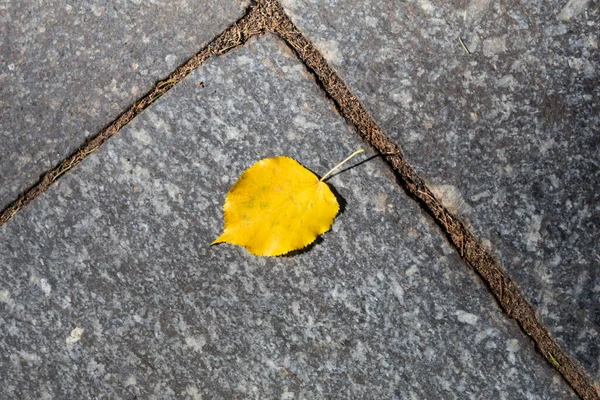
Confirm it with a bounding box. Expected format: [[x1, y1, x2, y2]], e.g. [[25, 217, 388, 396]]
[[213, 149, 364, 256]]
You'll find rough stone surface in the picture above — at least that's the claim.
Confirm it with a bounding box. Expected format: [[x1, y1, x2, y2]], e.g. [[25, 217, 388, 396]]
[[0, 35, 575, 399], [0, 0, 246, 210], [281, 0, 600, 378]]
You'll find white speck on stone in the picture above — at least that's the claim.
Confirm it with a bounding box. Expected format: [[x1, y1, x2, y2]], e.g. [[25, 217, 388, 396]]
[[456, 310, 479, 325], [373, 193, 388, 212], [146, 112, 170, 136], [165, 54, 178, 68], [430, 184, 471, 216], [391, 89, 413, 108], [418, 0, 435, 14], [407, 130, 421, 142], [331, 284, 347, 301], [87, 359, 105, 376], [237, 55, 252, 66], [291, 301, 301, 317], [131, 128, 152, 145], [473, 327, 497, 345], [40, 390, 53, 400], [568, 57, 584, 71], [578, 205, 591, 221], [465, 0, 492, 23], [18, 351, 41, 363], [483, 36, 507, 57], [8, 63, 15, 71], [185, 335, 206, 352], [405, 265, 419, 277], [497, 74, 516, 89], [389, 276, 405, 305], [557, 0, 589, 20], [91, 5, 105, 17], [39, 278, 51, 296], [0, 290, 16, 309], [313, 39, 342, 65], [539, 138, 556, 154], [279, 0, 301, 20], [126, 376, 137, 386], [292, 115, 320, 130], [545, 24, 568, 37], [365, 16, 378, 27], [225, 126, 243, 140], [471, 190, 490, 202], [481, 238, 493, 252], [485, 341, 497, 350], [184, 385, 203, 400], [66, 327, 84, 344], [263, 356, 279, 370], [526, 214, 543, 252], [506, 339, 520, 364], [281, 391, 295, 400], [352, 341, 367, 362]]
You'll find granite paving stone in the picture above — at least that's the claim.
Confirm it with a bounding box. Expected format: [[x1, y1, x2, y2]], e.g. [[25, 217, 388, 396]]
[[280, 0, 600, 378], [0, 0, 246, 210], [0, 35, 576, 399]]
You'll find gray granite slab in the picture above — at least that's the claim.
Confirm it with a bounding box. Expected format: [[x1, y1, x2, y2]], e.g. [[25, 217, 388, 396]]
[[0, 0, 246, 210], [280, 0, 600, 378], [0, 35, 576, 399]]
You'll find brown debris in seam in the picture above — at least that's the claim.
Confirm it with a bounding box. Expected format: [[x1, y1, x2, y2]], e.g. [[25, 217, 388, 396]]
[[0, 5, 265, 227], [1, 0, 598, 398], [258, 0, 600, 399]]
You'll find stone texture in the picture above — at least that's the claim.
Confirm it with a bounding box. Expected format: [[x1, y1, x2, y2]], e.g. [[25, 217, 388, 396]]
[[0, 0, 246, 210], [0, 35, 575, 399], [280, 0, 600, 378]]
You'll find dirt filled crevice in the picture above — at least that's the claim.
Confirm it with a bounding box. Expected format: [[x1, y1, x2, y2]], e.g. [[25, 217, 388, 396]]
[[0, 4, 266, 227], [256, 0, 600, 398], [1, 0, 598, 398]]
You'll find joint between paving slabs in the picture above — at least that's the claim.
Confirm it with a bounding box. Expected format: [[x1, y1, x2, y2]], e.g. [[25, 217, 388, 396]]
[[0, 4, 265, 227], [1, 1, 598, 398], [255, 0, 600, 399]]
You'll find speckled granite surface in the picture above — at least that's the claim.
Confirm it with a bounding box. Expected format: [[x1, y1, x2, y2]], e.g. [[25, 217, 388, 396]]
[[0, 35, 576, 399], [280, 0, 600, 378], [0, 0, 246, 210]]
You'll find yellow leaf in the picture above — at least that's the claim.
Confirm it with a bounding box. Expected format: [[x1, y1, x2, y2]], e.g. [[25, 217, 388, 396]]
[[213, 150, 364, 256]]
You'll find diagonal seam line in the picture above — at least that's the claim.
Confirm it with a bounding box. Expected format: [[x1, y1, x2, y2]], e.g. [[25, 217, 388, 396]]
[[255, 0, 600, 399], [0, 4, 265, 227], [1, 1, 598, 399]]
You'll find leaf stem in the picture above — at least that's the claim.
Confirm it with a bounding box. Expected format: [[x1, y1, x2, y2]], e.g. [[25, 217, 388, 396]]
[[320, 149, 364, 182]]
